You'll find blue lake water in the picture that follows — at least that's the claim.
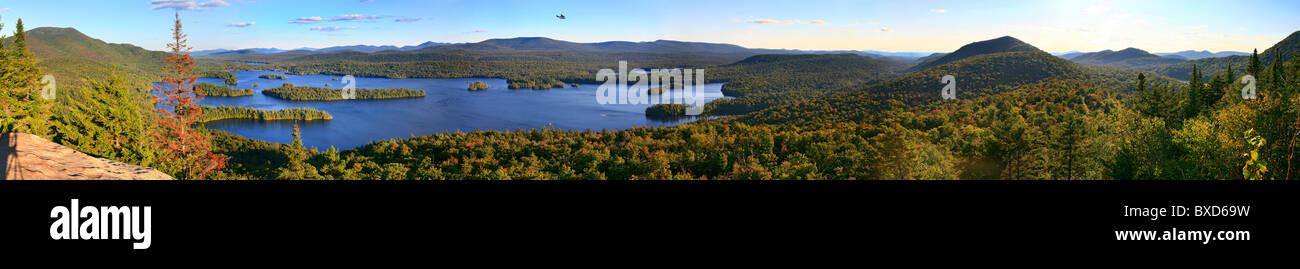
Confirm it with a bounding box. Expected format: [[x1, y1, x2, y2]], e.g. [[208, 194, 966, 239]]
[[193, 71, 726, 150]]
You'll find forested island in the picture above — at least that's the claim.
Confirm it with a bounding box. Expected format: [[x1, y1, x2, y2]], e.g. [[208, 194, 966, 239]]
[[259, 74, 287, 79], [644, 104, 692, 119], [508, 78, 567, 90], [196, 83, 254, 97], [200, 105, 333, 122], [205, 71, 238, 85], [467, 81, 490, 91], [261, 83, 426, 101]]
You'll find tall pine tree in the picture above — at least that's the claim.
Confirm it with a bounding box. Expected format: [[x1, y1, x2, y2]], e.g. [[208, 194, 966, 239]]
[[1248, 49, 1262, 76], [277, 123, 321, 180], [152, 12, 226, 179], [1185, 64, 1205, 118], [0, 17, 47, 134]]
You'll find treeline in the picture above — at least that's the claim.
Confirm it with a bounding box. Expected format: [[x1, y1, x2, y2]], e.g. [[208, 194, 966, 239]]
[[195, 83, 254, 97], [259, 74, 287, 79], [199, 105, 333, 122], [261, 83, 425, 101]]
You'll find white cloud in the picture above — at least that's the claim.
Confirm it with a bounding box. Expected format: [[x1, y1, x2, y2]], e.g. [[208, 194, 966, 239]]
[[310, 26, 360, 32], [292, 14, 391, 24], [150, 0, 227, 11], [290, 17, 324, 24], [226, 21, 255, 27], [880, 27, 893, 32], [394, 17, 422, 23], [931, 9, 948, 14], [200, 0, 229, 8], [330, 14, 391, 22], [1, 8, 9, 12], [811, 20, 828, 26], [750, 19, 794, 25]]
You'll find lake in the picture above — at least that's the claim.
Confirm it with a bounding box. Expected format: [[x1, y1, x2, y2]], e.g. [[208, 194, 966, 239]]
[[193, 71, 726, 150]]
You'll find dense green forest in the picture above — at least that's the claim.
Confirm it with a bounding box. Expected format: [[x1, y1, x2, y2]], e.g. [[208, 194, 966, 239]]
[[199, 105, 332, 122], [258, 74, 287, 79], [261, 83, 425, 101], [5, 10, 1300, 180], [195, 83, 254, 97]]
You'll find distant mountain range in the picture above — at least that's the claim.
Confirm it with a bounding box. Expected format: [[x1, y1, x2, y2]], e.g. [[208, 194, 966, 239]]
[[21, 26, 1300, 87], [1152, 30, 1300, 80], [192, 41, 461, 55], [1154, 50, 1249, 60], [1052, 51, 1085, 60], [191, 37, 936, 61]]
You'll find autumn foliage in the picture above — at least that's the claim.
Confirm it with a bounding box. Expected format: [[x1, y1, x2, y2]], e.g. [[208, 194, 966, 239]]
[[152, 12, 225, 179]]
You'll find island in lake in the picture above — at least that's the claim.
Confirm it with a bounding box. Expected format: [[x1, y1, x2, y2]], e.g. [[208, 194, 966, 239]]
[[261, 83, 426, 101], [467, 81, 490, 91], [196, 83, 254, 97], [259, 74, 287, 80], [200, 105, 333, 122]]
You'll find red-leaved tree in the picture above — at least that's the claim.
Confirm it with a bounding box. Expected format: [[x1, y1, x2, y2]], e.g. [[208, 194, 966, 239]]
[[153, 12, 225, 179]]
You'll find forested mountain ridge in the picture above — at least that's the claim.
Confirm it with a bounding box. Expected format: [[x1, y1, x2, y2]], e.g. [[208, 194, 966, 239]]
[[739, 49, 1180, 125], [1260, 30, 1300, 65], [907, 36, 1042, 72], [690, 53, 907, 116], [1151, 30, 1300, 80], [8, 27, 252, 90], [1072, 47, 1167, 63], [1069, 47, 1186, 70]]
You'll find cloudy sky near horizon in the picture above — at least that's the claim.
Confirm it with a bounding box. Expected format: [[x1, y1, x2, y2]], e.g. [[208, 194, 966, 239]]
[[1, 0, 1297, 53]]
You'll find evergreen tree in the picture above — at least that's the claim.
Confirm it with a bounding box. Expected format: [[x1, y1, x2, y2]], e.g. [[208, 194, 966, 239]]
[[1184, 65, 1204, 118], [1271, 49, 1287, 97], [152, 12, 226, 179], [0, 17, 47, 134], [277, 124, 321, 180], [1248, 49, 1262, 76], [52, 66, 158, 166], [1051, 111, 1087, 180], [1226, 65, 1235, 84], [1136, 73, 1146, 92]]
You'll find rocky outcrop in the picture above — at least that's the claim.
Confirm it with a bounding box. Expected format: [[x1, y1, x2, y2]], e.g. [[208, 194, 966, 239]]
[[1, 133, 173, 180]]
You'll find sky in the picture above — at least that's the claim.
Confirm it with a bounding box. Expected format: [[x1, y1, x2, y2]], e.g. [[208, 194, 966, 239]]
[[0, 0, 1298, 53]]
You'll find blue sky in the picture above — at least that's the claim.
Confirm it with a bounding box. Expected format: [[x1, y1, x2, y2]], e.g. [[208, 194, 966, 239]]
[[1, 0, 1297, 53]]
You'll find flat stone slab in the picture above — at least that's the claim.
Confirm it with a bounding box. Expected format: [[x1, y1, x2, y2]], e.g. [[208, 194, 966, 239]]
[[1, 133, 173, 180]]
